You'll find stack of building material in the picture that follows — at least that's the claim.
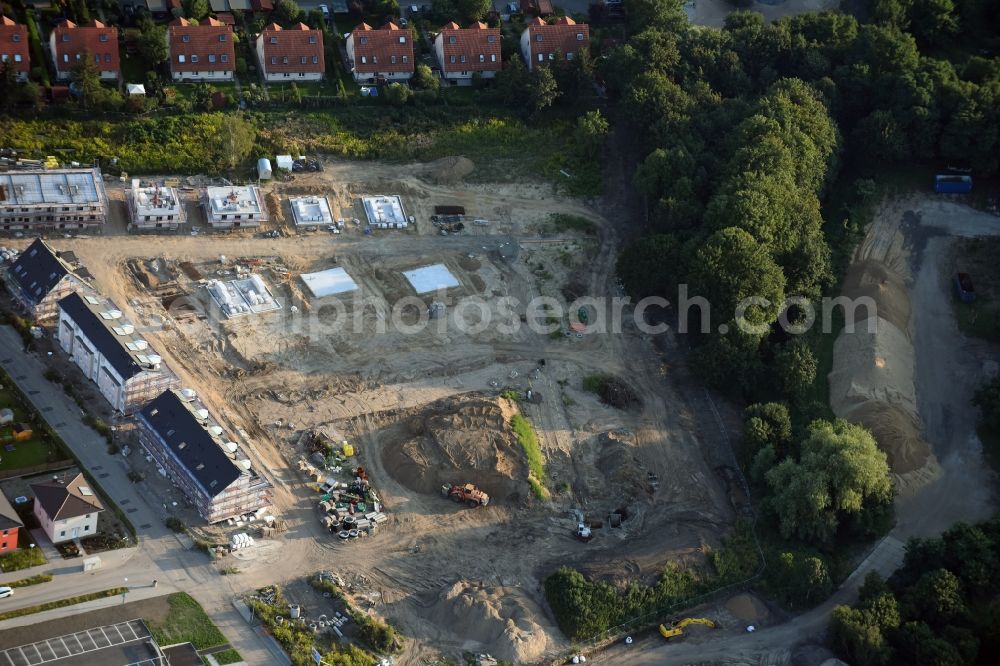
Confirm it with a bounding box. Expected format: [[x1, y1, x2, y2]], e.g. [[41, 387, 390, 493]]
[[230, 532, 255, 550]]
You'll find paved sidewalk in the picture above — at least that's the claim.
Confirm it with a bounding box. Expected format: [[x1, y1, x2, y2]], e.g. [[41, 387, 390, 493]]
[[0, 327, 288, 664]]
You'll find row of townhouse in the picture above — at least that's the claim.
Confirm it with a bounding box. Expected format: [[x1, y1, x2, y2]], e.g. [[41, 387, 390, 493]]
[[346, 17, 589, 85], [4, 14, 588, 87], [2, 237, 273, 525]]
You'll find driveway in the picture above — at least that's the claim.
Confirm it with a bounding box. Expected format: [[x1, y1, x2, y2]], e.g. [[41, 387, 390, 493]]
[[0, 326, 289, 664]]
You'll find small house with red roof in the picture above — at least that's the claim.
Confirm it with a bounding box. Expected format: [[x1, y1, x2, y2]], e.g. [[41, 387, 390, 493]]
[[50, 20, 119, 81], [434, 22, 501, 86], [520, 16, 589, 72], [168, 17, 235, 82], [345, 22, 414, 83], [0, 16, 30, 82], [256, 23, 325, 82]]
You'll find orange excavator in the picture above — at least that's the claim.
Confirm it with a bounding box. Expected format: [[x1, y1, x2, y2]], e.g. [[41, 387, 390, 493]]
[[442, 483, 490, 507]]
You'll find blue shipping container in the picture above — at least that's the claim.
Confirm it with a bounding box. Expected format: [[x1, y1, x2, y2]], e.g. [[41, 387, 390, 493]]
[[935, 174, 973, 194]]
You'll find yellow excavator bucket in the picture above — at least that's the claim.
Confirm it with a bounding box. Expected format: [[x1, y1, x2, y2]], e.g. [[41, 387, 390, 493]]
[[659, 624, 682, 639]]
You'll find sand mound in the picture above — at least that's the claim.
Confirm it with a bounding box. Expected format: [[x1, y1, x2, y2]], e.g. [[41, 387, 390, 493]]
[[725, 593, 766, 623], [426, 581, 553, 663], [841, 260, 912, 332], [830, 316, 930, 472], [423, 156, 475, 185], [848, 402, 929, 473], [380, 395, 525, 499]]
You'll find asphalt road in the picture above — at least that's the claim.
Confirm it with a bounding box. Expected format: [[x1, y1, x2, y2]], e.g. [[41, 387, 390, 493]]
[[0, 326, 289, 664]]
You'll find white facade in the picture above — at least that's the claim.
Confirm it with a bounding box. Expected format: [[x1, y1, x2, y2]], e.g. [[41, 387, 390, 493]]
[[202, 186, 268, 228], [170, 68, 232, 82], [34, 503, 98, 543]]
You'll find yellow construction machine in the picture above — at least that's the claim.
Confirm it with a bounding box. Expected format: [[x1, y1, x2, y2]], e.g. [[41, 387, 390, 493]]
[[658, 617, 717, 639]]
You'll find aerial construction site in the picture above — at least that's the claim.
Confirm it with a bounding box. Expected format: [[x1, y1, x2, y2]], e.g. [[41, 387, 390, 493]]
[[7, 157, 757, 663]]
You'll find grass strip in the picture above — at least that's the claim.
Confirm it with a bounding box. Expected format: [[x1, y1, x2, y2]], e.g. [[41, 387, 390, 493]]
[[511, 414, 548, 498], [147, 592, 228, 650], [8, 573, 53, 588], [0, 587, 127, 621]]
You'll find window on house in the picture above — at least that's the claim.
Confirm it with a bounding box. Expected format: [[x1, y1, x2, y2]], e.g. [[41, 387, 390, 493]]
[[85, 514, 91, 519], [60, 530, 65, 537], [100, 34, 108, 43], [94, 54, 99, 63], [576, 33, 584, 41], [460, 55, 466, 63], [191, 55, 199, 63], [282, 56, 288, 64], [535, 34, 542, 42], [538, 53, 543, 62], [104, 54, 111, 63], [219, 34, 226, 42], [14, 54, 21, 62], [360, 37, 368, 45], [372, 56, 377, 63], [391, 55, 396, 64], [178, 55, 185, 63], [1, 543, 5, 549], [300, 56, 307, 64], [448, 36, 456, 44], [208, 54, 215, 63], [11, 34, 19, 42], [63, 54, 68, 62], [491, 54, 496, 62], [566, 52, 574, 60], [270, 37, 277, 44], [402, 55, 408, 63], [399, 36, 406, 44], [182, 35, 190, 43], [449, 55, 455, 64], [487, 34, 496, 42], [309, 36, 317, 44], [1, 530, 7, 536], [221, 54, 228, 63], [84, 525, 90, 531], [270, 56, 276, 64], [479, 54, 484, 62], [1, 55, 7, 62], [62, 35, 69, 42], [360, 56, 366, 64], [312, 56, 318, 64]]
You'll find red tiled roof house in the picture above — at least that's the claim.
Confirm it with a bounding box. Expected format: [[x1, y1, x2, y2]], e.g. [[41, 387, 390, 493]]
[[256, 23, 325, 82], [434, 22, 501, 86], [0, 16, 30, 83], [520, 16, 589, 72], [168, 17, 235, 82], [345, 22, 413, 83], [50, 20, 120, 82]]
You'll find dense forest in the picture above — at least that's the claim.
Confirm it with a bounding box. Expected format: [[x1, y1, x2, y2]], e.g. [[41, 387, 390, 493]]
[[830, 517, 1000, 665], [545, 0, 1000, 642]]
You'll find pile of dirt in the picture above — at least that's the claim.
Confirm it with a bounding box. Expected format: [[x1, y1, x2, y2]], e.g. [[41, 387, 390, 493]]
[[598, 378, 641, 409], [380, 395, 525, 499], [841, 260, 912, 332], [596, 431, 647, 490], [425, 581, 554, 663], [423, 156, 475, 185], [725, 593, 767, 624], [849, 402, 927, 473], [266, 192, 285, 226]]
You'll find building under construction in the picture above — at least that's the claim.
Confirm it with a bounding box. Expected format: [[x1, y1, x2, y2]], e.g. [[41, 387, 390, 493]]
[[201, 185, 268, 229], [136, 389, 272, 523], [0, 168, 108, 231], [126, 181, 186, 231]]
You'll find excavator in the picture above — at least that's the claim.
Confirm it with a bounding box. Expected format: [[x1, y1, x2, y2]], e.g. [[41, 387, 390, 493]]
[[658, 617, 717, 640]]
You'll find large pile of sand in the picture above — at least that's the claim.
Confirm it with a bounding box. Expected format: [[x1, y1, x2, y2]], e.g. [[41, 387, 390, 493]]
[[380, 395, 525, 499], [426, 581, 553, 663], [829, 212, 932, 474], [423, 156, 475, 185]]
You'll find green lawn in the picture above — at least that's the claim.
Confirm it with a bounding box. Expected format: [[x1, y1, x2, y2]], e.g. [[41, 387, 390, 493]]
[[147, 593, 230, 651], [0, 536, 46, 573], [0, 588, 127, 621], [0, 386, 66, 472]]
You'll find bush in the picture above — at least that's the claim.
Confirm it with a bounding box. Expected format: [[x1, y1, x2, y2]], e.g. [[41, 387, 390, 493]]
[[165, 516, 186, 533], [9, 573, 53, 587], [0, 546, 46, 573], [0, 588, 127, 621]]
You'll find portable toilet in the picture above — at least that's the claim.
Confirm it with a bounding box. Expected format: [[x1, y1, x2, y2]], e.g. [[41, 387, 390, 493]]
[[257, 158, 273, 180]]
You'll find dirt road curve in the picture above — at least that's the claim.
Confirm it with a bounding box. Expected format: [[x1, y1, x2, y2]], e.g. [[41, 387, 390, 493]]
[[595, 197, 998, 664]]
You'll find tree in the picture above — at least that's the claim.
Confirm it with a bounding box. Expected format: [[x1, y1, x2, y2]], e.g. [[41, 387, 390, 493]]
[[906, 568, 965, 627], [274, 0, 303, 25], [214, 114, 256, 171], [192, 83, 215, 111], [527, 64, 559, 113], [20, 81, 44, 112], [973, 375, 1000, 430], [574, 110, 609, 162], [764, 419, 892, 544], [767, 550, 833, 608], [909, 0, 960, 46], [772, 340, 818, 401], [743, 402, 792, 458], [138, 24, 169, 68], [689, 227, 786, 333], [626, 0, 688, 35], [829, 605, 891, 666], [456, 0, 491, 21], [412, 64, 440, 93], [184, 0, 210, 21], [384, 82, 412, 106], [891, 621, 965, 666], [0, 62, 17, 114], [71, 51, 103, 110], [494, 55, 529, 107]]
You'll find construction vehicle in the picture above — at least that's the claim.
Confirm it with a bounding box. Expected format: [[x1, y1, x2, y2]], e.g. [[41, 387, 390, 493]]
[[441, 483, 490, 507], [658, 617, 717, 640]]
